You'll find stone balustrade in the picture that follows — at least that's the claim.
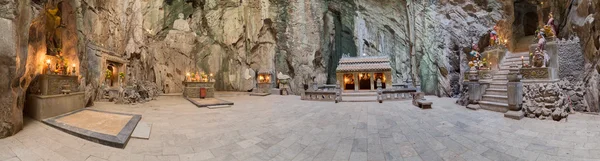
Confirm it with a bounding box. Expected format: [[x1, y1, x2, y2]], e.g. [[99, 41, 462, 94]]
[[302, 90, 337, 101]]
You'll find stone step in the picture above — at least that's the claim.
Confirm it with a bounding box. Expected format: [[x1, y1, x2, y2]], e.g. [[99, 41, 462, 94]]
[[485, 88, 507, 96], [341, 96, 377, 102], [489, 85, 507, 90], [342, 92, 377, 97], [505, 57, 530, 61], [479, 101, 509, 113], [492, 76, 507, 80], [482, 94, 508, 102]]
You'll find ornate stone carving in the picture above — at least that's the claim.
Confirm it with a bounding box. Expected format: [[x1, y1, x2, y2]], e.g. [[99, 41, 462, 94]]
[[520, 68, 550, 79]]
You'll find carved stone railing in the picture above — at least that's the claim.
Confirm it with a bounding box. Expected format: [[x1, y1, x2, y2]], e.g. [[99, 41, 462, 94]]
[[464, 69, 494, 80], [520, 67, 557, 80], [302, 91, 337, 101], [377, 88, 417, 103]]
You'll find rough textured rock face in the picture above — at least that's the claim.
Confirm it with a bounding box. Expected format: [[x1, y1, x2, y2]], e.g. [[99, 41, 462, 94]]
[[1, 0, 597, 138], [0, 0, 34, 138], [522, 80, 587, 121]]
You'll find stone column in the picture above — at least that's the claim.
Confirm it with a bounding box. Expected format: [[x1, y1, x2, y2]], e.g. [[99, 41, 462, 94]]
[[370, 73, 374, 91], [335, 83, 341, 103], [354, 73, 359, 91], [377, 79, 383, 103], [467, 66, 481, 104], [505, 66, 524, 120]]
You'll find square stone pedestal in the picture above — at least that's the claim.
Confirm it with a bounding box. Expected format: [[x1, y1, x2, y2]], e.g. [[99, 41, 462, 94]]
[[25, 92, 86, 121], [504, 110, 525, 120]]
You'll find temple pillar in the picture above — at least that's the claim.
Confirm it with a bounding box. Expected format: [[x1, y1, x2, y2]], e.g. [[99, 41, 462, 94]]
[[370, 72, 374, 91], [505, 66, 524, 120], [354, 73, 359, 91], [467, 66, 482, 104]]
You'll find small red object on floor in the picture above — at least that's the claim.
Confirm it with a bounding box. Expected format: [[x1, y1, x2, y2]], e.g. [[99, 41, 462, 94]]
[[200, 88, 206, 99]]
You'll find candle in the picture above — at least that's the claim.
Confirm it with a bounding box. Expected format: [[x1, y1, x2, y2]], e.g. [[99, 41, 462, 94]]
[[521, 56, 524, 66], [45, 59, 51, 74], [186, 72, 190, 81], [72, 64, 76, 75]]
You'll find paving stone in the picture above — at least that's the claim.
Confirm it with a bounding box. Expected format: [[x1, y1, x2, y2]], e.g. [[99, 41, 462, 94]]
[[1, 96, 600, 161], [481, 149, 517, 161]]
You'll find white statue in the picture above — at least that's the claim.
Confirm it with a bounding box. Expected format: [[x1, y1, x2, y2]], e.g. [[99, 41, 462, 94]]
[[244, 68, 252, 80], [277, 72, 291, 80], [173, 13, 191, 32]]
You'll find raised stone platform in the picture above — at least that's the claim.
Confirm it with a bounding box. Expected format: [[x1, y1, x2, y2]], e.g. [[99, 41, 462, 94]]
[[185, 97, 234, 108], [25, 92, 86, 121], [42, 109, 141, 148]]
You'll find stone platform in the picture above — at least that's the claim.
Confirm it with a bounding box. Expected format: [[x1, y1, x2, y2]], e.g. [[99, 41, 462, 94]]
[[185, 97, 234, 108], [25, 92, 86, 121], [5, 96, 600, 161], [42, 109, 141, 148]]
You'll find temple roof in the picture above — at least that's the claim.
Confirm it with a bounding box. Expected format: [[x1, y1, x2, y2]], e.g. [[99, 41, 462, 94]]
[[336, 56, 392, 72]]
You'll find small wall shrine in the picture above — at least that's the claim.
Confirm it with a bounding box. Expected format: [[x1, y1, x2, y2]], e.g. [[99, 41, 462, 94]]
[[183, 72, 215, 98], [255, 70, 272, 94], [24, 0, 84, 121]]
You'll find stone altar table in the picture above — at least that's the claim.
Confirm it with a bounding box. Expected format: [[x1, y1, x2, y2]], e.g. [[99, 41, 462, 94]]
[[183, 81, 215, 98]]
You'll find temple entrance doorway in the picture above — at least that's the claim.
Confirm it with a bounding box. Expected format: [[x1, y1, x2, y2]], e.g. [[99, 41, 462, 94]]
[[343, 74, 355, 90], [513, 0, 539, 52], [523, 12, 538, 36], [358, 73, 371, 90], [107, 64, 116, 87]]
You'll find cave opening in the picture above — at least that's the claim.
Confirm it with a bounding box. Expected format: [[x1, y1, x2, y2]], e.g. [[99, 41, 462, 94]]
[[524, 12, 539, 36], [326, 9, 357, 84], [513, 0, 540, 51]]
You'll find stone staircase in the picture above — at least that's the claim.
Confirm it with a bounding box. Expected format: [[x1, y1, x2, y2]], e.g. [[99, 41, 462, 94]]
[[479, 52, 529, 112]]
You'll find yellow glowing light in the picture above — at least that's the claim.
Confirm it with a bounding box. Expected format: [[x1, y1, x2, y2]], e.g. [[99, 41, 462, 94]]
[[359, 74, 363, 77], [504, 39, 508, 43], [541, 2, 544, 5], [521, 56, 524, 59], [209, 73, 213, 77], [46, 59, 51, 64], [259, 75, 265, 80], [186, 72, 190, 76], [72, 64, 76, 67]]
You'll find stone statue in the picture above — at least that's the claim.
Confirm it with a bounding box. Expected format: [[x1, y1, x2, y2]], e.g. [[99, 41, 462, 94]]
[[46, 6, 63, 56], [469, 43, 481, 69], [469, 43, 480, 61], [490, 26, 498, 46], [173, 13, 191, 32], [537, 31, 546, 51], [545, 12, 557, 37]]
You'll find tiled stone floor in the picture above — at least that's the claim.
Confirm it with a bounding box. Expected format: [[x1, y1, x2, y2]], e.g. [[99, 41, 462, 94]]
[[2, 95, 600, 161]]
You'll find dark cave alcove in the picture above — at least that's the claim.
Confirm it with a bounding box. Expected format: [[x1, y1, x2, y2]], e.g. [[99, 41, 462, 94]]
[[513, 0, 540, 40]]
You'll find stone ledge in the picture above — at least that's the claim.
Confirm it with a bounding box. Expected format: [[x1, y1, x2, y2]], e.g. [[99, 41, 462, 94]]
[[42, 109, 141, 149]]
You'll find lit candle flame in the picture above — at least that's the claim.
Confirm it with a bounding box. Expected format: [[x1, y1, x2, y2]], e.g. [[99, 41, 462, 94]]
[[46, 59, 51, 64], [72, 64, 76, 67], [209, 73, 213, 77], [186, 72, 190, 76]]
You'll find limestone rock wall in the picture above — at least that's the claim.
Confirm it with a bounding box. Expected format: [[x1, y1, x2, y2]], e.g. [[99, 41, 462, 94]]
[[0, 0, 35, 138]]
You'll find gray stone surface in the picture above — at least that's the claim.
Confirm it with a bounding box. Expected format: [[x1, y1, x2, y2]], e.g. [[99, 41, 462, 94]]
[[557, 38, 584, 82], [2, 95, 600, 160], [42, 109, 142, 148], [131, 122, 152, 140]]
